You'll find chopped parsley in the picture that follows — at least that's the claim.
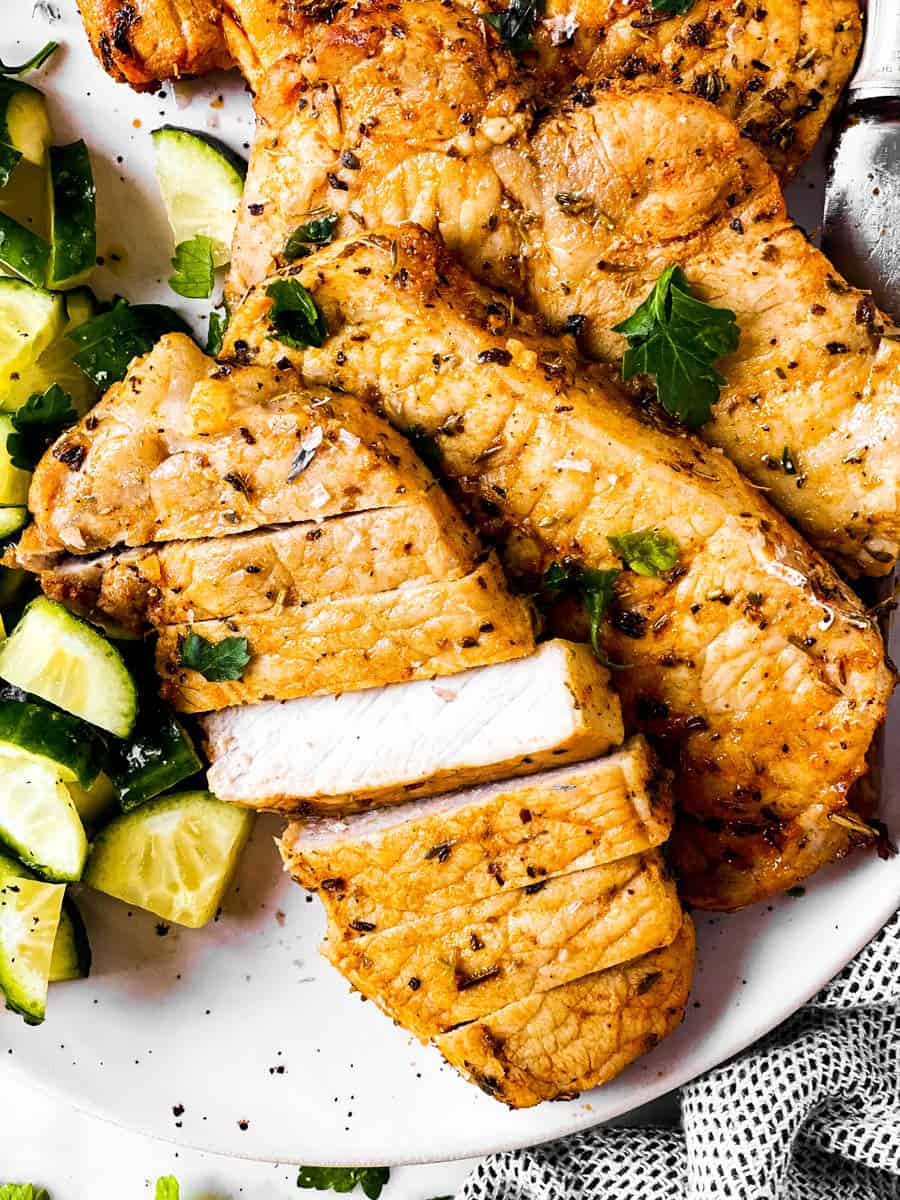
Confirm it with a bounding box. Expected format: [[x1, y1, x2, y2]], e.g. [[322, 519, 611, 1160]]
[[266, 278, 327, 349], [169, 235, 215, 300], [541, 559, 623, 663], [608, 528, 680, 577], [650, 0, 695, 13], [180, 632, 251, 682], [483, 0, 542, 52], [0, 41, 58, 77], [296, 1166, 390, 1197], [284, 210, 339, 261], [7, 384, 78, 471], [613, 265, 739, 426], [155, 1179, 180, 1200], [206, 308, 227, 356]]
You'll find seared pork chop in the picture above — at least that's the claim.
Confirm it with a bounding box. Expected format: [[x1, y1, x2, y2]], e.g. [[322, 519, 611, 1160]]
[[156, 554, 533, 711], [202, 639, 624, 813], [327, 850, 682, 1040], [435, 916, 695, 1106], [224, 227, 894, 907], [280, 736, 671, 935], [220, 0, 897, 577]]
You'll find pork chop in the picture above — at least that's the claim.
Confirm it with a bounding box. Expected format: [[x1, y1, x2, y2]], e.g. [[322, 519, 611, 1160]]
[[224, 226, 894, 906], [202, 639, 624, 813], [280, 735, 672, 935], [327, 850, 682, 1040], [435, 915, 695, 1106], [156, 554, 534, 712]]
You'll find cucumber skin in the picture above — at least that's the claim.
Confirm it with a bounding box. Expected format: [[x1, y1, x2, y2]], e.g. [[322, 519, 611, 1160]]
[[0, 876, 65, 1023], [107, 710, 203, 812], [0, 210, 49, 286], [47, 141, 97, 289], [152, 125, 248, 181], [0, 699, 103, 787]]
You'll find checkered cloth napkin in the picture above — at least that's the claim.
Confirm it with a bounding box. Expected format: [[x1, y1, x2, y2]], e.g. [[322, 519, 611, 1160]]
[[458, 908, 900, 1199]]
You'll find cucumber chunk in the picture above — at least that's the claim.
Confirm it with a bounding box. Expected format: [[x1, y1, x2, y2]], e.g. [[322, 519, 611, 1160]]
[[0, 747, 86, 881], [0, 506, 26, 540], [0, 277, 64, 392], [107, 708, 202, 811], [68, 771, 117, 829], [152, 127, 246, 268], [84, 791, 254, 928], [0, 210, 49, 285], [0, 597, 138, 737], [49, 895, 91, 982], [0, 415, 32, 504], [0, 698, 102, 785], [0, 874, 65, 1022], [47, 141, 97, 290], [64, 287, 97, 331], [2, 80, 51, 168]]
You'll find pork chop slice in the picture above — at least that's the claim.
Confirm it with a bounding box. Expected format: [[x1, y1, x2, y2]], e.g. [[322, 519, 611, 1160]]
[[201, 639, 624, 814], [326, 850, 682, 1040], [224, 226, 894, 907], [20, 333, 455, 562], [280, 735, 671, 935], [434, 915, 695, 1107], [37, 504, 485, 634], [156, 554, 534, 712]]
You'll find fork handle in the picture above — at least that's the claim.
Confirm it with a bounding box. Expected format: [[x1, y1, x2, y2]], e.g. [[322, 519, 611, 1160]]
[[850, 0, 900, 98]]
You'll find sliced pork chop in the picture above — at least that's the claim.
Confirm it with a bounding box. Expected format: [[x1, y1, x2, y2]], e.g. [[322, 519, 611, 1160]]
[[38, 501, 483, 632], [20, 334, 455, 563], [224, 226, 894, 907], [327, 850, 682, 1040], [280, 735, 672, 935], [435, 915, 695, 1107], [156, 554, 534, 712], [202, 639, 624, 813]]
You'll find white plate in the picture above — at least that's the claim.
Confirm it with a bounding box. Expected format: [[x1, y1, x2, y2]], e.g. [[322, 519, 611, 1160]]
[[3, 1, 898, 1169]]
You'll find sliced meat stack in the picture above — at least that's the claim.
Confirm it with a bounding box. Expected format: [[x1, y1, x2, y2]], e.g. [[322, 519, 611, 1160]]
[[16, 333, 535, 711], [280, 736, 694, 1105]]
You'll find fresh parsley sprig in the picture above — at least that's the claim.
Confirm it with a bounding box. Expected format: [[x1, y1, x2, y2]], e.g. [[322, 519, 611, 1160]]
[[483, 0, 542, 52], [206, 308, 228, 356], [613, 265, 739, 426], [169, 235, 215, 300], [7, 384, 78, 471], [284, 210, 339, 261], [266, 278, 327, 349], [650, 0, 696, 13], [297, 1166, 390, 1197], [180, 632, 251, 682], [541, 559, 623, 664]]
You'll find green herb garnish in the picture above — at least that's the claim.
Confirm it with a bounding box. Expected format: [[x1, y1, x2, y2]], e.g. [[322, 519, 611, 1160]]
[[607, 528, 680, 577], [266, 278, 327, 349], [0, 41, 59, 77], [483, 0, 542, 52], [7, 384, 78, 471], [284, 211, 339, 260], [169, 235, 215, 299], [155, 1179, 180, 1200], [613, 265, 739, 426], [650, 0, 695, 14], [297, 1166, 390, 1197], [541, 560, 623, 665], [206, 309, 227, 356], [180, 632, 251, 682], [70, 299, 192, 389]]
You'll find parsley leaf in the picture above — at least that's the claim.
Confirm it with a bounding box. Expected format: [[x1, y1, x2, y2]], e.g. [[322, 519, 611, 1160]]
[[7, 384, 78, 471], [613, 265, 739, 426], [651, 0, 695, 12], [70, 299, 192, 389], [169, 235, 215, 299], [0, 41, 59, 77], [206, 309, 227, 356], [155, 1179, 180, 1200], [483, 0, 542, 52], [540, 560, 623, 664], [608, 528, 680, 577], [297, 1166, 390, 1197], [266, 278, 327, 349], [284, 211, 339, 261], [0, 1187, 51, 1200], [180, 632, 251, 682]]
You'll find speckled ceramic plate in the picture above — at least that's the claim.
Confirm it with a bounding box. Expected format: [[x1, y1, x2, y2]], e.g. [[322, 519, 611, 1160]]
[[2, 0, 898, 1169]]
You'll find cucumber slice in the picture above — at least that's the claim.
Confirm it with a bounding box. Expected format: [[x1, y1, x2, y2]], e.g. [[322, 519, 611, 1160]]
[[0, 698, 102, 785], [0, 506, 26, 539], [0, 277, 64, 392], [107, 709, 202, 811], [0, 79, 51, 171], [84, 791, 254, 928], [0, 415, 32, 504], [0, 874, 65, 1022], [47, 141, 97, 290], [0, 597, 138, 737], [0, 210, 48, 286], [68, 771, 117, 829], [0, 747, 86, 880], [49, 895, 91, 982], [152, 127, 246, 268]]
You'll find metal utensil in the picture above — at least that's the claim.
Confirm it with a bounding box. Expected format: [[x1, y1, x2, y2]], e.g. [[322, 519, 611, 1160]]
[[823, 0, 900, 319]]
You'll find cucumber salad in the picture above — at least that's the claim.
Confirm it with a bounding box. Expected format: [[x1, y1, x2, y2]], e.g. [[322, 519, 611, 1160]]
[[0, 44, 252, 1024]]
